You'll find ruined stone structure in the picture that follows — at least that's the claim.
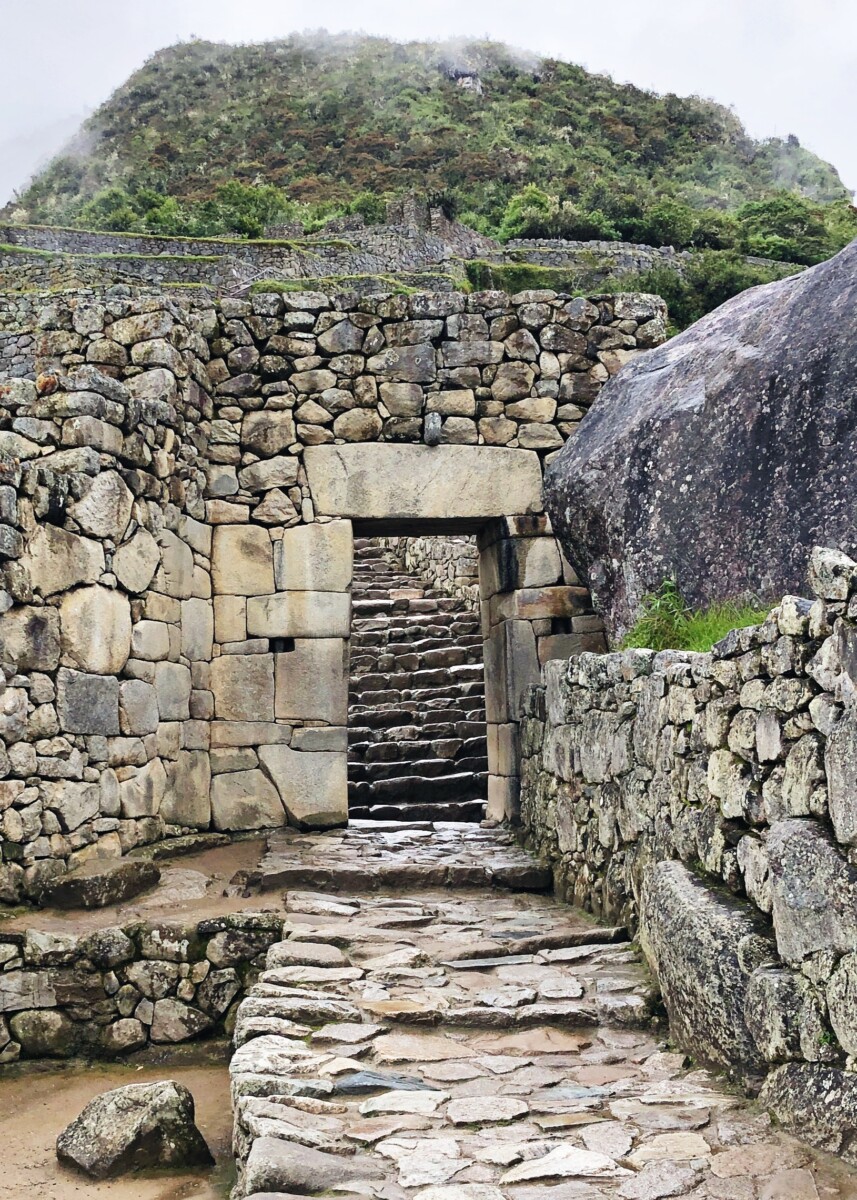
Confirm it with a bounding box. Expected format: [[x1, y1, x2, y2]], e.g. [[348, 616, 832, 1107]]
[[0, 286, 668, 905], [518, 547, 857, 1150]]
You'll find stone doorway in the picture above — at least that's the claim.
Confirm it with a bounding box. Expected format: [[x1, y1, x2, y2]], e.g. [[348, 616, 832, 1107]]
[[347, 536, 488, 822]]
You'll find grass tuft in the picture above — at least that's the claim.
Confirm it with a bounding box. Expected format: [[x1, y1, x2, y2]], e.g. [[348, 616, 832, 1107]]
[[621, 579, 770, 653]]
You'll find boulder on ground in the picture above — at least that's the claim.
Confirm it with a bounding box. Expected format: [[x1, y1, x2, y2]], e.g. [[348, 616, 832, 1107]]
[[545, 240, 857, 638], [56, 1080, 213, 1178]]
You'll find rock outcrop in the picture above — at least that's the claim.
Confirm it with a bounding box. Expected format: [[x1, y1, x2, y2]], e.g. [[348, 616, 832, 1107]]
[[545, 239, 857, 638], [56, 1079, 213, 1178]]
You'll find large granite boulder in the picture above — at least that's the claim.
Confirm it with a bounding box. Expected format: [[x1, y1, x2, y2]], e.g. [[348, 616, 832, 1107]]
[[545, 240, 857, 639], [56, 1080, 213, 1178]]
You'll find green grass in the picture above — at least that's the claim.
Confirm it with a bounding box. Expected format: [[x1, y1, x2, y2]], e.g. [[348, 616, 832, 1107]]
[[248, 271, 465, 296], [466, 259, 609, 295], [621, 579, 770, 653]]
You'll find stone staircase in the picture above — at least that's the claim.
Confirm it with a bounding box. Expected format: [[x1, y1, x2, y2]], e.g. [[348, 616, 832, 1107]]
[[348, 538, 487, 821]]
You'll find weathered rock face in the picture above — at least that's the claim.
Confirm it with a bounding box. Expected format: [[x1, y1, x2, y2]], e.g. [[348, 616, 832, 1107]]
[[56, 1080, 213, 1178], [639, 861, 769, 1084], [546, 240, 857, 638]]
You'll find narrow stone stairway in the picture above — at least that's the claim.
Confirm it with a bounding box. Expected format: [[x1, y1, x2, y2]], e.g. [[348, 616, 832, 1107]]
[[230, 824, 857, 1200], [348, 539, 487, 822]]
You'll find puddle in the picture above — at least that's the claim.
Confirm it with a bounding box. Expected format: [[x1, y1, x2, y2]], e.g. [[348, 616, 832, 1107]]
[[0, 1045, 234, 1199]]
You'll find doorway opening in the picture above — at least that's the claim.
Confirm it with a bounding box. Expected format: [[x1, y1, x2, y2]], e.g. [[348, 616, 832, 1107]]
[[347, 536, 487, 822]]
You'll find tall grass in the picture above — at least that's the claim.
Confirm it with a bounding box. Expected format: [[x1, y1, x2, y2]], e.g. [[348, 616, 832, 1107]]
[[621, 579, 770, 653]]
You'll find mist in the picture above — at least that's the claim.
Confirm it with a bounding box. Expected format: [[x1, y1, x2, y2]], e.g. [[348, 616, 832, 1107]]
[[2, 0, 856, 205]]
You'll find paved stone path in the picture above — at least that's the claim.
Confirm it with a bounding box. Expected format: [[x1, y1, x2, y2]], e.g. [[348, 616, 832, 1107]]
[[230, 824, 857, 1199]]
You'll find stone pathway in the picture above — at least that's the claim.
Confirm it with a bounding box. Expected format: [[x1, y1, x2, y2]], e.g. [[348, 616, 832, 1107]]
[[230, 824, 857, 1200], [253, 822, 552, 894], [348, 539, 487, 822]]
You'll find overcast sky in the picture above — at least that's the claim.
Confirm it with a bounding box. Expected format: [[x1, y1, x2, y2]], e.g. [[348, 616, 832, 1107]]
[[2, 0, 855, 206]]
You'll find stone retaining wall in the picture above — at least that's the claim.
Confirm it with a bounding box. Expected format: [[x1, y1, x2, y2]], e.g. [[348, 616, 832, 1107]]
[[0, 911, 282, 1061], [377, 535, 479, 607], [0, 285, 656, 901], [519, 547, 857, 1148], [0, 220, 493, 296]]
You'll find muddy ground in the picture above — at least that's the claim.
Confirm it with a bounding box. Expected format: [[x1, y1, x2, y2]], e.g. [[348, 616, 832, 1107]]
[[0, 1044, 234, 1200]]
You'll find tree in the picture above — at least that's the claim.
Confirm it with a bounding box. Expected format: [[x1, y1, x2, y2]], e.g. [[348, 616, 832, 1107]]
[[78, 188, 141, 232], [737, 191, 832, 264]]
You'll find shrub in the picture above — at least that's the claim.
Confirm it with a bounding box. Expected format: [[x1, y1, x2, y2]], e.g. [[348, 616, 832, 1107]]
[[621, 579, 770, 652]]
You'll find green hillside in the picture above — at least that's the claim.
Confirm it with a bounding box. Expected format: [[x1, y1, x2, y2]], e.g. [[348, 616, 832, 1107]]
[[7, 34, 856, 263]]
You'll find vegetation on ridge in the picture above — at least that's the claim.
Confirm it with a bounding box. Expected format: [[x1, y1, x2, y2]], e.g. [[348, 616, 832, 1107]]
[[621, 580, 770, 652], [7, 34, 855, 266]]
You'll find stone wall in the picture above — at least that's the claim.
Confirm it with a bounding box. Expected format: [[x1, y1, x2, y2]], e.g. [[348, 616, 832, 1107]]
[[378, 535, 480, 607], [0, 219, 495, 296], [519, 547, 857, 1152], [0, 284, 655, 901], [0, 911, 282, 1061]]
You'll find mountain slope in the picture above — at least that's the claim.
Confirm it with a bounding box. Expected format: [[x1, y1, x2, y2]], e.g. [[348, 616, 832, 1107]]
[[9, 34, 851, 234]]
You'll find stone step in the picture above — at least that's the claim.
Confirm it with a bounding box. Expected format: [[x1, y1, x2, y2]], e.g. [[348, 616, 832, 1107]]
[[349, 771, 488, 802], [350, 800, 487, 822]]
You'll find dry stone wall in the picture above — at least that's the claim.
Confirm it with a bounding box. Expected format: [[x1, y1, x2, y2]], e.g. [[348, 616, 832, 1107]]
[[518, 547, 857, 1153], [377, 535, 480, 607], [0, 284, 660, 903], [0, 911, 282, 1062]]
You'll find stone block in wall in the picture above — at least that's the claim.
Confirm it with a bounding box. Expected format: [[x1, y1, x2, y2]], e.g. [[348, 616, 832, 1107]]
[[56, 668, 119, 735], [181, 598, 214, 662], [210, 655, 274, 722], [488, 586, 591, 626], [366, 345, 436, 383], [487, 774, 519, 823], [59, 585, 132, 674], [154, 662, 192, 722], [379, 383, 423, 416], [479, 536, 562, 600], [273, 521, 353, 592], [484, 621, 540, 725], [487, 723, 519, 778], [162, 751, 211, 829], [214, 596, 246, 644], [247, 593, 350, 640], [274, 640, 348, 724], [0, 606, 60, 671], [767, 819, 857, 966], [211, 526, 274, 596], [131, 621, 171, 662], [119, 679, 159, 736], [210, 769, 284, 831], [825, 712, 857, 845], [113, 529, 160, 595], [640, 860, 768, 1083], [537, 633, 605, 665], [119, 759, 167, 819], [69, 471, 133, 540], [305, 445, 543, 521], [241, 410, 296, 457], [291, 727, 347, 752], [760, 1064, 857, 1162], [154, 530, 194, 600], [258, 745, 347, 830], [210, 722, 291, 748], [21, 524, 104, 597], [42, 779, 101, 833], [238, 456, 300, 493]]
